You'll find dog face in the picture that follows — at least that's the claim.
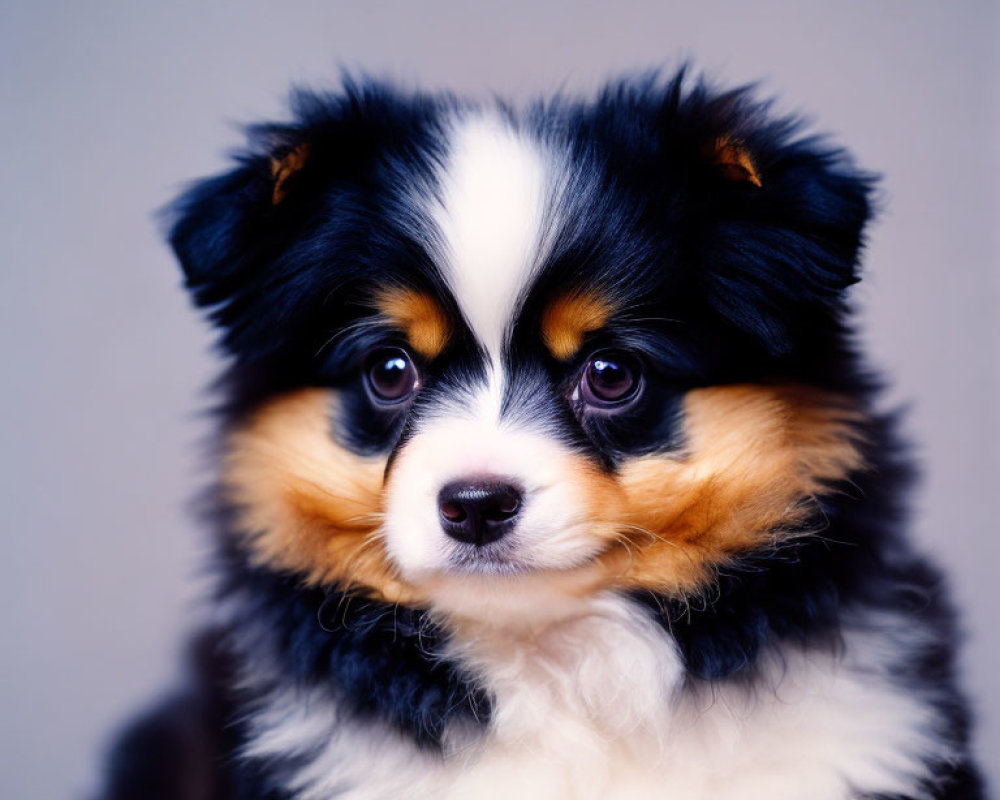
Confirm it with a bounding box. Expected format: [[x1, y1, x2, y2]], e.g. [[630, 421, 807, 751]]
[[171, 77, 871, 612]]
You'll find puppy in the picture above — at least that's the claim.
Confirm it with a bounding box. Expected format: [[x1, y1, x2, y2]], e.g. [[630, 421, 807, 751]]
[[98, 71, 983, 799]]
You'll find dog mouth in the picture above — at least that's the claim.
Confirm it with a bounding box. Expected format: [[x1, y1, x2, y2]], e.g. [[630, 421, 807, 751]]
[[446, 542, 535, 576]]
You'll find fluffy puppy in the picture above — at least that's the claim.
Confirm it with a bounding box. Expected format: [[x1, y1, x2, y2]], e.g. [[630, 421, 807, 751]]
[[98, 71, 983, 800]]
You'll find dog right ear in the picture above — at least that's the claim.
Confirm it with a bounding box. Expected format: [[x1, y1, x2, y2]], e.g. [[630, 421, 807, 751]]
[[166, 79, 432, 361], [167, 137, 312, 315]]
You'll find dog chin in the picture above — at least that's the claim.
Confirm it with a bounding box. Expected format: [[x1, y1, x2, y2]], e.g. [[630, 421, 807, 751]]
[[401, 551, 610, 628]]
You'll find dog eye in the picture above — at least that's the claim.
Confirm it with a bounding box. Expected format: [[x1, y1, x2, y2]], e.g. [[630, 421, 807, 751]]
[[365, 348, 419, 404], [580, 351, 642, 407]]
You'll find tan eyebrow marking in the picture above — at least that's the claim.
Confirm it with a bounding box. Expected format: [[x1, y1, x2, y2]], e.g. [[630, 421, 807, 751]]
[[375, 288, 451, 359], [541, 292, 615, 361]]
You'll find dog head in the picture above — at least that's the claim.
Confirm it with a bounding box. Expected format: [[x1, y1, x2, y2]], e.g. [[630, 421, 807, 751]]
[[169, 75, 872, 618]]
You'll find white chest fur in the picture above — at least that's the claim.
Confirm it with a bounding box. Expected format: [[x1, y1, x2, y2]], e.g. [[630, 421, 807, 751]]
[[245, 595, 951, 800]]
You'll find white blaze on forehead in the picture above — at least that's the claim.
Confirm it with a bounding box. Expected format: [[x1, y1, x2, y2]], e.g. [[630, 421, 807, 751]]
[[431, 113, 551, 362]]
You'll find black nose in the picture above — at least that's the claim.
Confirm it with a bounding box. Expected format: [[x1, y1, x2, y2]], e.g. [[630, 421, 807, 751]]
[[437, 480, 523, 546]]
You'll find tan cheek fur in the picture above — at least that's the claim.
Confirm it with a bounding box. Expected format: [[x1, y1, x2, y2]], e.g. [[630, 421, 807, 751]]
[[221, 384, 862, 606], [222, 389, 418, 604], [586, 384, 865, 596]]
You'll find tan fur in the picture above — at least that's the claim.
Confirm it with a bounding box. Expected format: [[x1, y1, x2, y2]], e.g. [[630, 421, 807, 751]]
[[399, 384, 864, 607], [375, 288, 451, 359], [541, 292, 615, 361], [222, 389, 418, 604], [270, 143, 311, 204], [592, 384, 865, 594], [429, 384, 864, 601], [705, 136, 762, 187], [223, 384, 861, 605]]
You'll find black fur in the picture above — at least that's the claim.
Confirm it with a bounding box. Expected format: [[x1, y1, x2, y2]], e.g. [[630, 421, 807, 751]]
[[218, 540, 491, 747]]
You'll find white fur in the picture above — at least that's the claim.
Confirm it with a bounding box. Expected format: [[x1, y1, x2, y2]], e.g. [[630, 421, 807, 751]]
[[382, 410, 600, 577], [429, 112, 553, 362], [383, 110, 586, 577], [246, 602, 954, 800], [381, 113, 583, 580]]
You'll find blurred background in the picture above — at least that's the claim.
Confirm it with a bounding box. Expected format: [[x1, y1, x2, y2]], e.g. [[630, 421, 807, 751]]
[[1, 1, 996, 796]]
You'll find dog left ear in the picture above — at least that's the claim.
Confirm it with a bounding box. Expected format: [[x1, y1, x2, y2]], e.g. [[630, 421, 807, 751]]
[[697, 129, 875, 355], [703, 136, 762, 188]]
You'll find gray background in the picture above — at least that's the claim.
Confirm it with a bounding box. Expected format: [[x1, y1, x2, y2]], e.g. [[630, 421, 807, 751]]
[[1, 1, 996, 797]]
